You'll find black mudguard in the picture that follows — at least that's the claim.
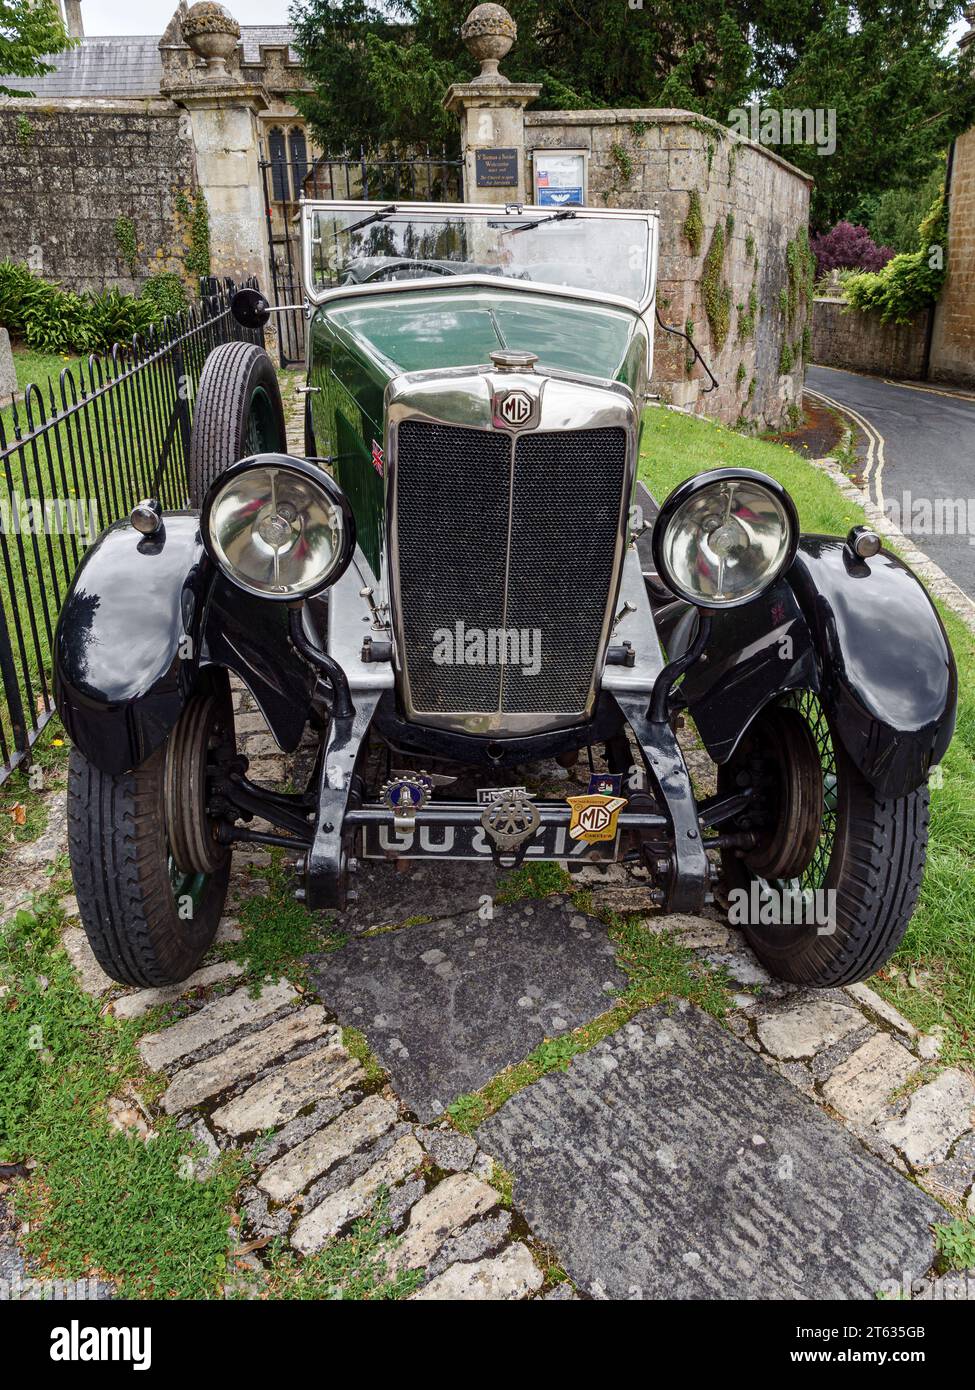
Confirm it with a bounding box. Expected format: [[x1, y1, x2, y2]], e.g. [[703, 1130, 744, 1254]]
[[54, 514, 315, 776], [660, 536, 956, 799]]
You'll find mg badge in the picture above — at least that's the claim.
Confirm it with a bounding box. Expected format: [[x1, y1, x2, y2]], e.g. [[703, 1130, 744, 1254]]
[[494, 388, 535, 429], [566, 793, 627, 844]]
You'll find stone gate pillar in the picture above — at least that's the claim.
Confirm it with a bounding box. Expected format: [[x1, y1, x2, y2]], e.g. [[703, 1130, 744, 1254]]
[[444, 5, 541, 205], [161, 3, 271, 292]]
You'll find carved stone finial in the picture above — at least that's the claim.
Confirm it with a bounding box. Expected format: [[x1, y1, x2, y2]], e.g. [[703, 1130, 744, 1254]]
[[181, 2, 241, 80], [461, 3, 517, 85]]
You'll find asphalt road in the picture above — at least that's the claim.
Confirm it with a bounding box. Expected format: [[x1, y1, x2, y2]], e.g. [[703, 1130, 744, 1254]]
[[806, 365, 975, 597]]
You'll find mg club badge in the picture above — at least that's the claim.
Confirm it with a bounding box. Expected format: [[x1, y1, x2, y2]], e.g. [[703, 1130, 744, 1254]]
[[380, 773, 432, 832], [566, 793, 627, 844], [587, 772, 623, 797]]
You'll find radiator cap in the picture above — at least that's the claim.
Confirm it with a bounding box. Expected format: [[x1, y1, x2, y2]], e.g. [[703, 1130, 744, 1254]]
[[490, 349, 538, 373]]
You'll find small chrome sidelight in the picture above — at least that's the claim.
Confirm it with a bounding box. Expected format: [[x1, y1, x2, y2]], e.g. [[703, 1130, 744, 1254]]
[[847, 524, 882, 559], [130, 498, 163, 535]]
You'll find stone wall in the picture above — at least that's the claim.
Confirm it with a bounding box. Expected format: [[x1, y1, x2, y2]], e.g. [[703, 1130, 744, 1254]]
[[0, 99, 198, 296], [929, 124, 975, 387], [811, 297, 930, 379], [524, 109, 813, 430]]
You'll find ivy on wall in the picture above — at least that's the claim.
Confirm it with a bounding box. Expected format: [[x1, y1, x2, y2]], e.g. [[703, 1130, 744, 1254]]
[[174, 189, 212, 281], [682, 189, 703, 257], [702, 223, 731, 352], [114, 216, 138, 274]]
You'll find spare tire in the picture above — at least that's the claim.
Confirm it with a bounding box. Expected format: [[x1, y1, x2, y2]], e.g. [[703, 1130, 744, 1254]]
[[188, 341, 287, 506]]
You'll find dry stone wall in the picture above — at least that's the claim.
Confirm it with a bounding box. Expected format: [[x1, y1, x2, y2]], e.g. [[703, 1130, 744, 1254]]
[[930, 124, 975, 387], [812, 297, 930, 379], [0, 99, 198, 295]]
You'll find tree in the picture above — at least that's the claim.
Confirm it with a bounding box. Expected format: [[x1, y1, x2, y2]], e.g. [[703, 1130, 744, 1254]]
[[0, 0, 72, 98], [289, 0, 975, 229], [761, 1, 975, 227]]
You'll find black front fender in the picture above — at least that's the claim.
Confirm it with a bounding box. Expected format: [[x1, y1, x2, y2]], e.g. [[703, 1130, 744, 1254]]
[[54, 514, 315, 775], [788, 536, 956, 796], [658, 537, 956, 798]]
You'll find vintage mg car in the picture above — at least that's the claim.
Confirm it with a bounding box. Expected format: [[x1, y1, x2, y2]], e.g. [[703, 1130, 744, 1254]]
[[54, 201, 956, 990]]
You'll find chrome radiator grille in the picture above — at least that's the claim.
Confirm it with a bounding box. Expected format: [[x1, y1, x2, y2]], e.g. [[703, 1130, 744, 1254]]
[[394, 419, 628, 723]]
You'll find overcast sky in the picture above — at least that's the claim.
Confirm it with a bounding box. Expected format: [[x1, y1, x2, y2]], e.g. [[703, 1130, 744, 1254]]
[[79, 0, 969, 46], [82, 1, 292, 34]]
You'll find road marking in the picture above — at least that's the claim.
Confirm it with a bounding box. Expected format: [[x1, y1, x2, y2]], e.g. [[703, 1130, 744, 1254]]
[[881, 378, 975, 404], [804, 386, 888, 511]]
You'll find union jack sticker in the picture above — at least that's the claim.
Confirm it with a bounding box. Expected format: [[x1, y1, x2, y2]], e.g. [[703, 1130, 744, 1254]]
[[371, 440, 384, 477]]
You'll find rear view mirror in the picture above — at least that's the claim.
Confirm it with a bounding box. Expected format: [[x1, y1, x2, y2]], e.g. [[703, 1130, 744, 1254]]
[[231, 288, 271, 329]]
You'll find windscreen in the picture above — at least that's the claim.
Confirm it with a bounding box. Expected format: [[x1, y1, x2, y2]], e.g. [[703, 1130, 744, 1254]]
[[305, 207, 653, 306]]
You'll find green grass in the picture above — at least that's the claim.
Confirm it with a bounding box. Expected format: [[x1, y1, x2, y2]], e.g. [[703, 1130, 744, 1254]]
[[640, 406, 975, 1065], [494, 861, 572, 904], [0, 718, 69, 860], [11, 346, 80, 395], [228, 853, 346, 990], [254, 1195, 423, 1299], [0, 888, 244, 1298]]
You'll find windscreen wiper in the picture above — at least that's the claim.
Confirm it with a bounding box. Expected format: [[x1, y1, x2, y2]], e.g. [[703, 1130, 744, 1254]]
[[339, 204, 398, 236], [496, 208, 578, 235]]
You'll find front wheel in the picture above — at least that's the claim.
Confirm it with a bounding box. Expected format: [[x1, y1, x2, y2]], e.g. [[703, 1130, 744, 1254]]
[[718, 691, 929, 987], [66, 689, 234, 986]]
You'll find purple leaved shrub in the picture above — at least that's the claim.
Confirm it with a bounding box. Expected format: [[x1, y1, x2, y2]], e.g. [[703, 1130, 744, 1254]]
[[810, 222, 894, 280]]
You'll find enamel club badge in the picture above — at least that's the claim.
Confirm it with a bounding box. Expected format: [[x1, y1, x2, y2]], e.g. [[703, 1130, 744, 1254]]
[[566, 793, 627, 844]]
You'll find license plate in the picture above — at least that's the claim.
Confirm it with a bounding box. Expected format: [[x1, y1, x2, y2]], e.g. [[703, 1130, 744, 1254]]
[[361, 819, 618, 862]]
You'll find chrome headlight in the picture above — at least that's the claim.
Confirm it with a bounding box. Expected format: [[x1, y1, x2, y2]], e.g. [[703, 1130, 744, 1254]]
[[201, 454, 355, 600], [651, 468, 799, 608]]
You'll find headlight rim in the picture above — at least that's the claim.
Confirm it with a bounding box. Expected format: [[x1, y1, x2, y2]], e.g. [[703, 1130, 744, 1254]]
[[200, 452, 356, 602], [650, 467, 799, 610]]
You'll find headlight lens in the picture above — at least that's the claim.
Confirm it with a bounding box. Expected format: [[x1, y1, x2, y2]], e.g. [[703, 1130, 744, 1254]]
[[652, 469, 798, 607], [201, 454, 355, 600]]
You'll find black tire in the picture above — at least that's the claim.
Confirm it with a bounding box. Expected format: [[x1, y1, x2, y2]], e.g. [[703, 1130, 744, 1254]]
[[66, 697, 233, 987], [188, 341, 287, 507], [720, 692, 929, 987]]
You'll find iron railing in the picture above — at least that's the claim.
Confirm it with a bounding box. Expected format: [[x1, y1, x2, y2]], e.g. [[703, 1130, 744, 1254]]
[[0, 280, 263, 786]]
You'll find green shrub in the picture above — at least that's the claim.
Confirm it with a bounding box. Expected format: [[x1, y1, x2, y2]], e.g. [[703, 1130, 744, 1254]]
[[141, 272, 188, 322], [844, 191, 947, 324], [0, 261, 191, 355]]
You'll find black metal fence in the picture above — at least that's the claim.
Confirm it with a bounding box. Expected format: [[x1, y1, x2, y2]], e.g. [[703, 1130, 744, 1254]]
[[0, 280, 263, 787], [259, 146, 465, 367]]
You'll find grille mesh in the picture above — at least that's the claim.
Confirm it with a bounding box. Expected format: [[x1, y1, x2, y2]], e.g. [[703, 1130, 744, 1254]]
[[395, 418, 627, 719]]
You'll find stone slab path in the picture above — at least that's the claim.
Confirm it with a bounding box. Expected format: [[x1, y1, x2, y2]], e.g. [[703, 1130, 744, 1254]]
[[310, 897, 625, 1121], [480, 1003, 944, 1300]]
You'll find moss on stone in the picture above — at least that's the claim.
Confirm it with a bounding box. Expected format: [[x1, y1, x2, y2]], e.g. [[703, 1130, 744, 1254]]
[[702, 223, 731, 352], [682, 189, 703, 257]]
